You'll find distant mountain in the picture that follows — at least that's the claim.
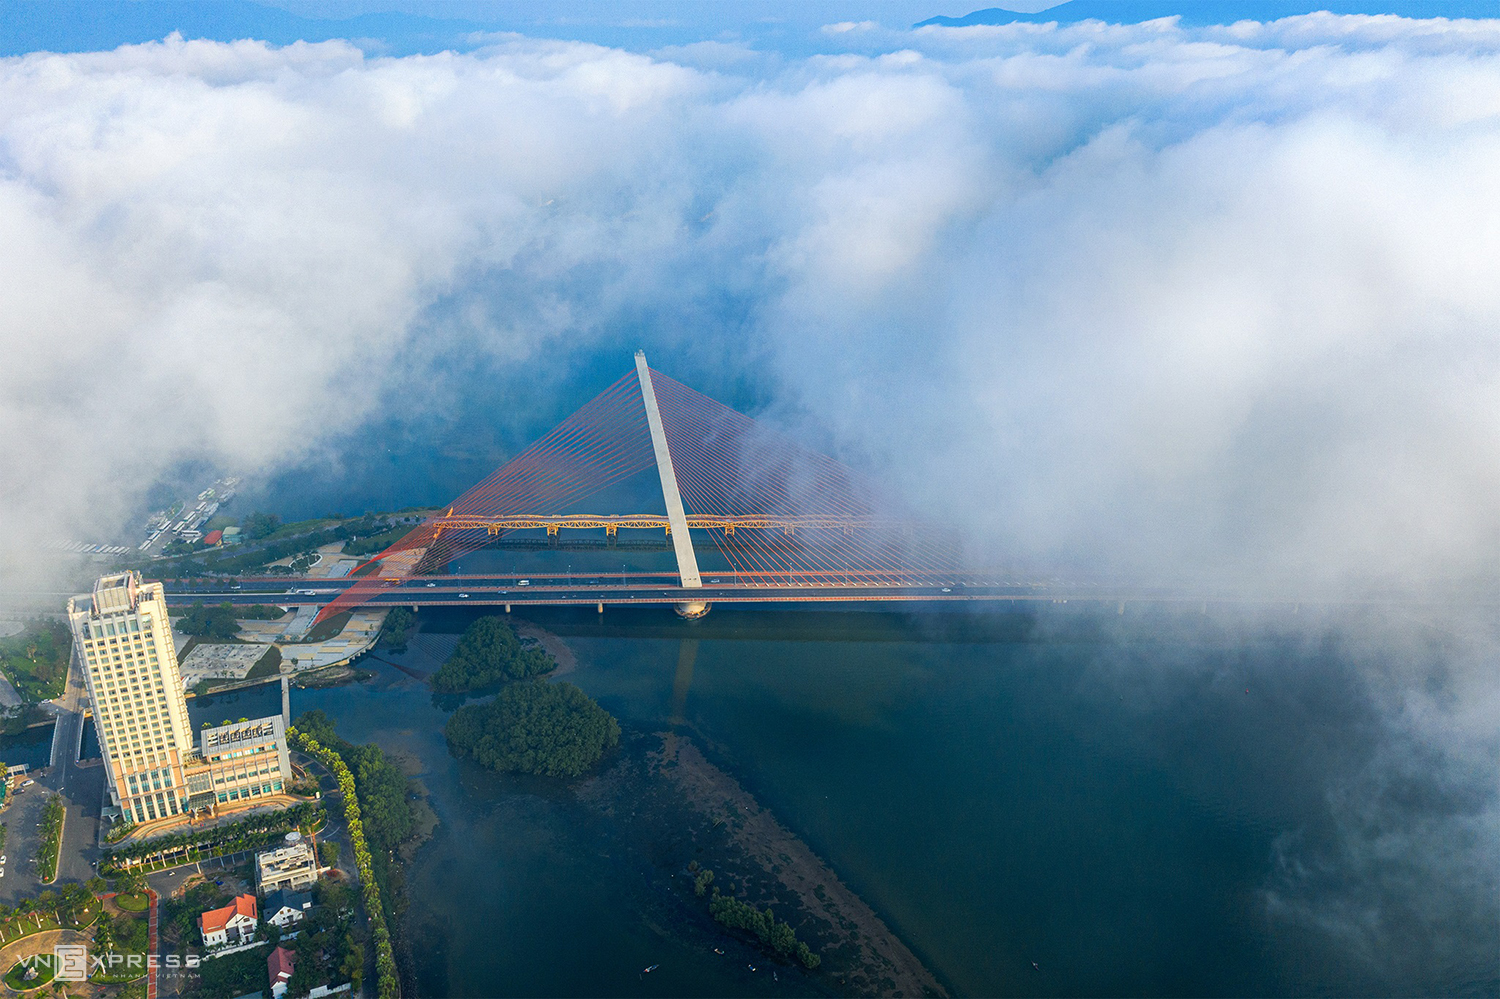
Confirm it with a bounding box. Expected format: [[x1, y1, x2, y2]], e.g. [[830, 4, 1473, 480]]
[[917, 0, 1500, 27]]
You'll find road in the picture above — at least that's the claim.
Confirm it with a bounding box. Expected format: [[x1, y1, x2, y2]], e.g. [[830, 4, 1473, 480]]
[[51, 649, 105, 886], [0, 648, 103, 904], [157, 573, 1178, 609]]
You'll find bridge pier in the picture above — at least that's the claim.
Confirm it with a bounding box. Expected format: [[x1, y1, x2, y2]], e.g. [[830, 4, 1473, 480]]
[[674, 601, 711, 620]]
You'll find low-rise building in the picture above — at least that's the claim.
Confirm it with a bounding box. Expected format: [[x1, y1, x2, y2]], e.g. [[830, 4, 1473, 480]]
[[256, 835, 318, 894], [187, 717, 291, 812], [200, 894, 258, 949], [268, 945, 295, 999], [262, 888, 313, 929]]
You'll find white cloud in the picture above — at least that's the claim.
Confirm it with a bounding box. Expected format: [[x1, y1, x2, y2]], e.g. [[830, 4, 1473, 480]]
[[2, 16, 1499, 596], [3, 13, 1500, 982]]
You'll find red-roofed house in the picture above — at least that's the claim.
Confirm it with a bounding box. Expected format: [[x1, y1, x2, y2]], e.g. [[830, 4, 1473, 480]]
[[202, 530, 223, 546], [268, 945, 296, 998], [199, 894, 258, 948]]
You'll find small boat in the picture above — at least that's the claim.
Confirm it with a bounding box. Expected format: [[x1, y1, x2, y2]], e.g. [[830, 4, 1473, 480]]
[[1032, 962, 1040, 971], [713, 948, 724, 955], [643, 965, 659, 974]]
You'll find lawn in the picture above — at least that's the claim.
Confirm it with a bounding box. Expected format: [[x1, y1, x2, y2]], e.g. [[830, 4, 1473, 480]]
[[182, 942, 271, 999], [246, 646, 283, 678], [299, 611, 351, 644], [0, 913, 61, 943], [90, 959, 148, 985], [4, 954, 56, 990], [115, 892, 150, 912], [0, 622, 69, 702]]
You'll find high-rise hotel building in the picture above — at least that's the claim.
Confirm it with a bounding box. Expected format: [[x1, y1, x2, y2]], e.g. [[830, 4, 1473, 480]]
[[67, 572, 196, 823], [68, 571, 292, 827]]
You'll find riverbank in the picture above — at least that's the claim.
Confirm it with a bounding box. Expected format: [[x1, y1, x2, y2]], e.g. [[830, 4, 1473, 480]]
[[567, 727, 945, 997], [657, 736, 946, 997]]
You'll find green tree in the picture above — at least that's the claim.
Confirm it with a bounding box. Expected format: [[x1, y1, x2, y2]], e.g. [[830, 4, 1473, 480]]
[[318, 840, 340, 867], [292, 710, 343, 751], [444, 680, 619, 778], [93, 913, 114, 954], [115, 868, 145, 897], [241, 511, 280, 540], [175, 602, 241, 640], [430, 617, 553, 693], [377, 607, 415, 653], [708, 894, 821, 970]]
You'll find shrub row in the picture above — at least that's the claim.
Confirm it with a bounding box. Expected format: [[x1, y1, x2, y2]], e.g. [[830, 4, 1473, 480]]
[[290, 727, 399, 999], [36, 795, 64, 882], [102, 802, 322, 873]]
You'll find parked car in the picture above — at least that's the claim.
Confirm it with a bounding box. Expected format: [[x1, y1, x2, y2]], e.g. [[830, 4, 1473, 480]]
[[20, 779, 33, 787]]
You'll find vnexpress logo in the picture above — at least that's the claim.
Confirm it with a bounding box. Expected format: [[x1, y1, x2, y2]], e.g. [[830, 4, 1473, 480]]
[[53, 944, 88, 981]]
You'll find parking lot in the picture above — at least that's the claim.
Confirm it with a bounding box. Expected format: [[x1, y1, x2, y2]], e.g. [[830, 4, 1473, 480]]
[[0, 772, 57, 902]]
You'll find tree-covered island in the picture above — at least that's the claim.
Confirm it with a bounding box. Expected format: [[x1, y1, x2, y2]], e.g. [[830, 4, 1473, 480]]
[[429, 616, 554, 693], [444, 679, 620, 777]]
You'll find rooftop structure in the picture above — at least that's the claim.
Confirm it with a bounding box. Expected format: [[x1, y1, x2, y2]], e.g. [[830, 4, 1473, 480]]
[[256, 836, 319, 894], [188, 717, 291, 812]]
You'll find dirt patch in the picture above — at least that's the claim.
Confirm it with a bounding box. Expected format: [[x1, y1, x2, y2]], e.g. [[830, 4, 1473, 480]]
[[657, 737, 946, 998], [514, 623, 578, 677], [572, 731, 946, 998]]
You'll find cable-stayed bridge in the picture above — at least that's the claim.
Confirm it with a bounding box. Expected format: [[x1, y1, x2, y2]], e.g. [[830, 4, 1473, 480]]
[[266, 351, 1030, 620]]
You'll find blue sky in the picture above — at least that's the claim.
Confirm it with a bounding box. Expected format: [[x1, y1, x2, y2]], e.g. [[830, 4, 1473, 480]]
[[6, 0, 1496, 57]]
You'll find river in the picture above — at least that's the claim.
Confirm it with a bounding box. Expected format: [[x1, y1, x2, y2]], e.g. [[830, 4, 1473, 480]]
[[173, 603, 1497, 997]]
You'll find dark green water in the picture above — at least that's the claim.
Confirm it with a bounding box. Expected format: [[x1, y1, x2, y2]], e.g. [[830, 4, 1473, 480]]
[[200, 605, 1500, 997]]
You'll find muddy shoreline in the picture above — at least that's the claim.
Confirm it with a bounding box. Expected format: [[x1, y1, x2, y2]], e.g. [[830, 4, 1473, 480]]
[[394, 619, 948, 996], [572, 727, 947, 998]]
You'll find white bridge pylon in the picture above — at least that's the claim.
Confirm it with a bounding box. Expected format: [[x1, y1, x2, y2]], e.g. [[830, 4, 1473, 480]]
[[636, 350, 703, 589]]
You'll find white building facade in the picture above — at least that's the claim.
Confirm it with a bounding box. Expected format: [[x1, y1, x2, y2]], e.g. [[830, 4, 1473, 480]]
[[67, 573, 196, 823], [69, 572, 294, 827]]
